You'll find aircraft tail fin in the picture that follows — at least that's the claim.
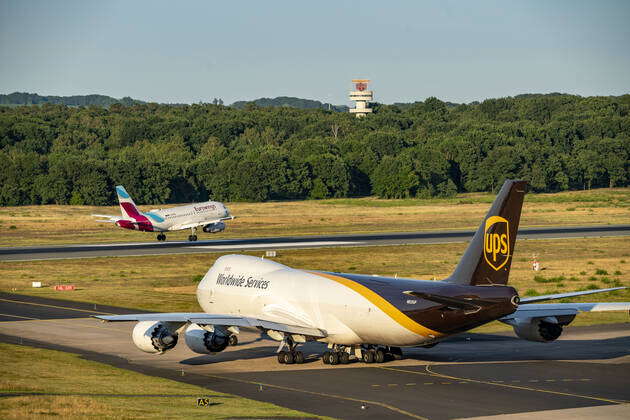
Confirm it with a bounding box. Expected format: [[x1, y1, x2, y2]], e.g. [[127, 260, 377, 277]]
[[116, 185, 141, 219], [446, 180, 528, 286]]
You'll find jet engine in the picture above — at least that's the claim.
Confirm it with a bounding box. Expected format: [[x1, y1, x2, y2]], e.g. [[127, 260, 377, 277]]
[[511, 316, 574, 342], [184, 323, 230, 354], [203, 222, 226, 233], [132, 321, 180, 354]]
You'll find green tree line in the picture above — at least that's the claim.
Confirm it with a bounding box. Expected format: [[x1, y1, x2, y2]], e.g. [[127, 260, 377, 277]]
[[0, 94, 628, 206]]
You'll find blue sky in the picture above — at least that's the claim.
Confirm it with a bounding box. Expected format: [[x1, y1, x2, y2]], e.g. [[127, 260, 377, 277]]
[[1, 1, 629, 105]]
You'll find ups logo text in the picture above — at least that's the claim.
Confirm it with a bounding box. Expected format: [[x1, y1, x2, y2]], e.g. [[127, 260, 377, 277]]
[[483, 216, 510, 271]]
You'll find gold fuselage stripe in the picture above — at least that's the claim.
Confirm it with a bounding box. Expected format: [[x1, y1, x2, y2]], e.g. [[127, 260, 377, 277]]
[[310, 271, 444, 338]]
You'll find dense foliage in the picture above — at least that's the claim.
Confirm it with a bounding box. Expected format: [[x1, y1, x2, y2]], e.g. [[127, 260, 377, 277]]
[[0, 94, 628, 206]]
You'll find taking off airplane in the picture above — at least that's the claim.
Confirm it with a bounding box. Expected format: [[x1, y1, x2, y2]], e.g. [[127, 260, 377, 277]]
[[96, 180, 629, 365], [93, 186, 234, 241]]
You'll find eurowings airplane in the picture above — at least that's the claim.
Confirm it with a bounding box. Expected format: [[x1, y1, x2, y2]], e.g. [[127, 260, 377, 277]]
[[96, 180, 630, 365], [93, 186, 234, 241]]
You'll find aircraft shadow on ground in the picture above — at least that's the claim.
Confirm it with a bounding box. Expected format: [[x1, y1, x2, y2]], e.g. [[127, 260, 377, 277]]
[[404, 333, 630, 363], [180, 341, 328, 365], [180, 332, 630, 365]]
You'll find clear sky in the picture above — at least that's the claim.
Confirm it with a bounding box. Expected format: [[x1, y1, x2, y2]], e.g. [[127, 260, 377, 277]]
[[1, 0, 629, 105]]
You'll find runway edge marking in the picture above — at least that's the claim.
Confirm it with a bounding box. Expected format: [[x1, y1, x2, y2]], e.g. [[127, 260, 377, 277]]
[[0, 298, 115, 315]]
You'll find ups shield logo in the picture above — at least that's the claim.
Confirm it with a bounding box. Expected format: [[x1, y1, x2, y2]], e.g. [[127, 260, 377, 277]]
[[484, 216, 510, 271]]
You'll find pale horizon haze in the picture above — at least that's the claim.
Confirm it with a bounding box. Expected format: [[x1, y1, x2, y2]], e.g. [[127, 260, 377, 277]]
[[1, 0, 629, 106]]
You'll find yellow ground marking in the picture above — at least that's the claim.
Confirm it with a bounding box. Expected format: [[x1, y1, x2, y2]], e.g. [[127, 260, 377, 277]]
[[310, 271, 444, 338], [377, 366, 627, 404], [0, 317, 132, 333], [376, 365, 629, 404], [0, 313, 39, 321], [0, 298, 114, 315], [203, 373, 429, 420]]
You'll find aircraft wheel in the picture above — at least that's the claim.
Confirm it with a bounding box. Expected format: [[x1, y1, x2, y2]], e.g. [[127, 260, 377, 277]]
[[390, 347, 403, 360], [340, 352, 350, 364], [283, 351, 294, 364], [192, 235, 197, 241], [322, 351, 331, 364], [375, 349, 386, 363], [277, 351, 287, 364], [228, 335, 238, 346], [328, 352, 339, 365], [363, 350, 375, 363], [294, 351, 305, 364]]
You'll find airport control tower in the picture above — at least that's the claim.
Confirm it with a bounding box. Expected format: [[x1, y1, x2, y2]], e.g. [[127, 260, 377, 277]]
[[349, 79, 373, 117]]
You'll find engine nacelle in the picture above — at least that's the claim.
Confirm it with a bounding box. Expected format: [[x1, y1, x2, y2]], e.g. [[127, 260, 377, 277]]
[[184, 323, 229, 354], [203, 222, 226, 234], [132, 321, 180, 354], [512, 318, 564, 342]]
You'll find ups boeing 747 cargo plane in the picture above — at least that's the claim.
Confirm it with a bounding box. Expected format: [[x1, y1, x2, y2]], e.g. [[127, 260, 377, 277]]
[[93, 186, 234, 241], [96, 180, 630, 365]]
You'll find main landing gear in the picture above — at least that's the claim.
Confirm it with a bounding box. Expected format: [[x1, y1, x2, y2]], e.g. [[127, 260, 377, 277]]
[[188, 226, 198, 242], [276, 336, 305, 364], [156, 233, 166, 241], [322, 345, 403, 366]]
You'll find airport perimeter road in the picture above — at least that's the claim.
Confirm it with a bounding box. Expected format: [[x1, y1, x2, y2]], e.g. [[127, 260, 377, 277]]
[[2, 224, 630, 261], [1, 293, 629, 420]]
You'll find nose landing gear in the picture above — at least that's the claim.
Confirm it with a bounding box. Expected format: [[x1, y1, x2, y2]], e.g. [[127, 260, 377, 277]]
[[156, 233, 166, 241]]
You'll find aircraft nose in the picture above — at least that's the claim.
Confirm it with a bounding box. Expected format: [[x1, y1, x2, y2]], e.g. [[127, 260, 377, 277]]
[[223, 205, 230, 217]]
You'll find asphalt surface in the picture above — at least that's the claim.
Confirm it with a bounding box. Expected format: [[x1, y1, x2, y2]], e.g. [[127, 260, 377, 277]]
[[2, 224, 630, 261], [1, 293, 629, 419]]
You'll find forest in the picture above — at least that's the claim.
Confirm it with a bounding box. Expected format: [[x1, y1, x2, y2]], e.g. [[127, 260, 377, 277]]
[[0, 93, 628, 206]]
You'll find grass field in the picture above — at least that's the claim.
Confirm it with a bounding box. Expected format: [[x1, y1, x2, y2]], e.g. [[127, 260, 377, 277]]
[[2, 237, 629, 331], [1, 188, 628, 247], [0, 343, 323, 419]]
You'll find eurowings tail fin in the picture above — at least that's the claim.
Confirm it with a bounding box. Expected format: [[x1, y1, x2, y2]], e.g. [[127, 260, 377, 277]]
[[446, 180, 528, 286], [116, 185, 141, 219]]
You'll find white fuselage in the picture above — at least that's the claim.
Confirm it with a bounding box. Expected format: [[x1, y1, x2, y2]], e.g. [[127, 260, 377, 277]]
[[196, 255, 435, 346], [144, 201, 230, 232]]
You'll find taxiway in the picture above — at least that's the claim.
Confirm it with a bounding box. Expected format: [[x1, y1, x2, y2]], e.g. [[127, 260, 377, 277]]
[[1, 293, 628, 419]]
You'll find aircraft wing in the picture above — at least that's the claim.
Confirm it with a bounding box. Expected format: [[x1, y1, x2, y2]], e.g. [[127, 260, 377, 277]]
[[519, 287, 625, 304], [501, 302, 630, 322], [93, 312, 327, 338], [500, 287, 629, 323], [170, 216, 235, 231], [91, 214, 122, 222]]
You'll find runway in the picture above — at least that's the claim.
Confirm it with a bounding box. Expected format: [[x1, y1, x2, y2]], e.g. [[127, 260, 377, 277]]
[[1, 293, 629, 419], [2, 224, 629, 261]]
